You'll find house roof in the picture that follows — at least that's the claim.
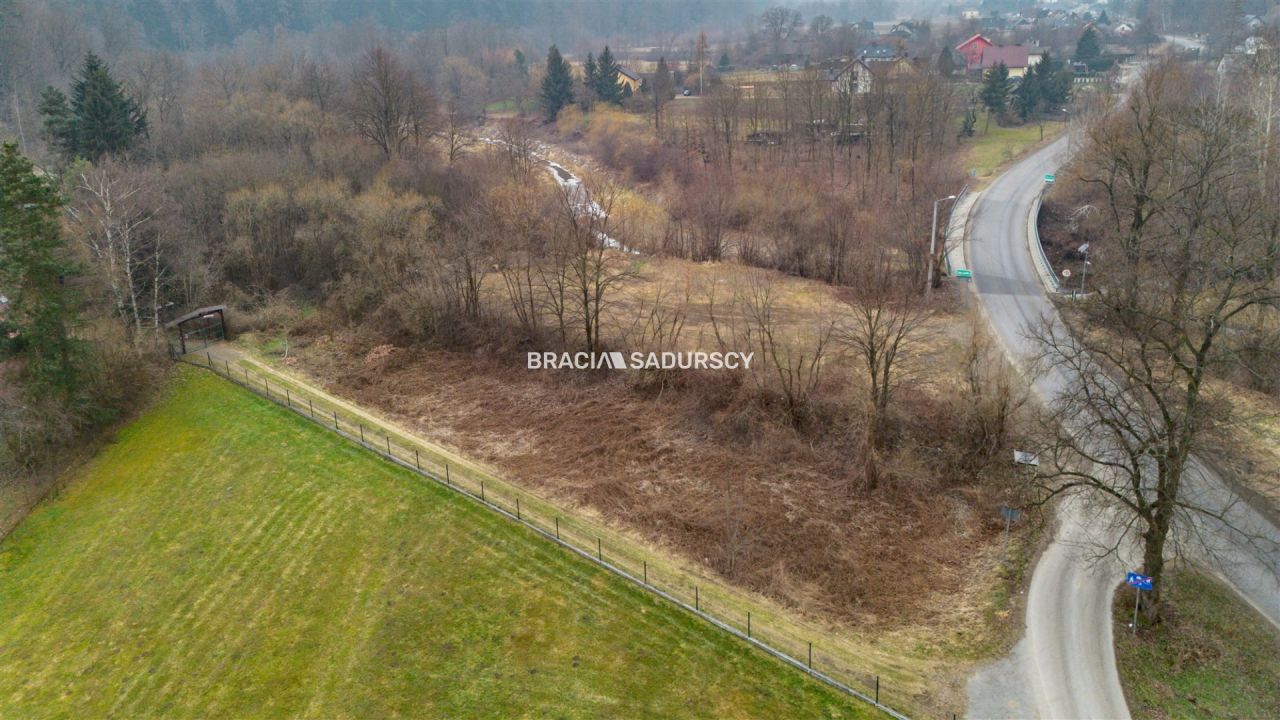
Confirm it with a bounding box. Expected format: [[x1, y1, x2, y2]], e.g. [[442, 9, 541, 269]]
[[982, 44, 1033, 69], [617, 67, 640, 82], [955, 33, 993, 51], [857, 42, 901, 60], [164, 305, 227, 329]]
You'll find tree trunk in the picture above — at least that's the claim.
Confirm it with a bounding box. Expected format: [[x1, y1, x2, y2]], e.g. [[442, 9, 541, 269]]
[[1140, 515, 1170, 622]]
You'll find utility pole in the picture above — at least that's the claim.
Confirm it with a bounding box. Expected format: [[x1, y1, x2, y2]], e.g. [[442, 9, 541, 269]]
[[926, 194, 959, 297]]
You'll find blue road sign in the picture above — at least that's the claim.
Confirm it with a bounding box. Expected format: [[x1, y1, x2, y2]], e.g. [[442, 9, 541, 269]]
[[1126, 572, 1153, 591]]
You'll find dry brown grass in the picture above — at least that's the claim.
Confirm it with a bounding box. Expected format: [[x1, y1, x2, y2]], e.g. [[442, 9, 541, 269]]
[[265, 255, 1025, 640]]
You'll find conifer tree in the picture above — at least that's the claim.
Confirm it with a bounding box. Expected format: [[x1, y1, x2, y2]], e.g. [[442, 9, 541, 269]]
[[593, 45, 623, 105], [540, 45, 574, 121], [0, 144, 86, 396], [39, 53, 147, 163], [979, 62, 1011, 130], [1076, 26, 1102, 65]]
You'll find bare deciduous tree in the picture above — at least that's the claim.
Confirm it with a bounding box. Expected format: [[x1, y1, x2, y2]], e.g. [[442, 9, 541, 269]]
[[67, 164, 168, 338], [1030, 63, 1280, 619], [348, 47, 436, 158], [835, 245, 932, 449]]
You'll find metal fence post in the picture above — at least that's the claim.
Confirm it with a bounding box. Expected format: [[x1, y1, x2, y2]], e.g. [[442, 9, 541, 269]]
[[695, 586, 699, 611], [808, 642, 812, 669], [385, 436, 391, 455], [747, 612, 751, 639], [555, 517, 559, 539], [480, 480, 485, 502], [359, 424, 364, 443], [875, 676, 879, 704], [516, 498, 521, 520], [445, 464, 450, 484], [285, 388, 291, 407], [414, 449, 420, 470], [207, 351, 213, 368], [597, 538, 602, 561], [245, 368, 250, 384], [225, 360, 231, 375], [333, 410, 339, 430], [643, 560, 647, 584], [308, 399, 314, 417]]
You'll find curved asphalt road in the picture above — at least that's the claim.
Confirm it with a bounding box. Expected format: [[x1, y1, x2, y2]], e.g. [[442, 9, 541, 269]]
[[963, 135, 1280, 719]]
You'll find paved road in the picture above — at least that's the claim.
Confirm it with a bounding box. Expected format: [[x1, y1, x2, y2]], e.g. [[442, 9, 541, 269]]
[[962, 135, 1280, 719]]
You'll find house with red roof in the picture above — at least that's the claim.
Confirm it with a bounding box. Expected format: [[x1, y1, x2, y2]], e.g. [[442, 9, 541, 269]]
[[955, 33, 993, 72]]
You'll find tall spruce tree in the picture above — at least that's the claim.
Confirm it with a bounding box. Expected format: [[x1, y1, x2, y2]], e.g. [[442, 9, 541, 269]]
[[540, 45, 574, 121], [0, 144, 86, 396], [937, 47, 957, 77], [593, 45, 623, 104], [979, 62, 1011, 130], [1014, 63, 1041, 121], [39, 53, 146, 163], [583, 52, 598, 93], [1076, 26, 1102, 65]]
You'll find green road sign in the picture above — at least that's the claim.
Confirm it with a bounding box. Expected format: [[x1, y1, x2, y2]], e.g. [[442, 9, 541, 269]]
[[955, 268, 973, 279], [1044, 174, 1056, 183]]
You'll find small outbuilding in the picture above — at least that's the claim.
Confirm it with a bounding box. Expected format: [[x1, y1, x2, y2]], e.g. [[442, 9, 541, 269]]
[[165, 305, 228, 355]]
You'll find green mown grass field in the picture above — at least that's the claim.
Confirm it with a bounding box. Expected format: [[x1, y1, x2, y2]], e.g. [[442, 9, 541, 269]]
[[0, 369, 872, 719]]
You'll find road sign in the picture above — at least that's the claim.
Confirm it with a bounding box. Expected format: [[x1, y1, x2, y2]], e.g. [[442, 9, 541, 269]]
[[1044, 174, 1056, 183], [1126, 572, 1153, 591], [1061, 268, 1071, 278], [999, 506, 1022, 522], [955, 268, 973, 279], [1013, 450, 1040, 466]]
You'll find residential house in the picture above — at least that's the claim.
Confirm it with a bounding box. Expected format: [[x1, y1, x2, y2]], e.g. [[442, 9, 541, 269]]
[[955, 33, 993, 72], [889, 22, 916, 39], [857, 41, 904, 62], [961, 9, 981, 20], [980, 44, 1043, 78], [616, 67, 642, 94], [824, 57, 874, 95]]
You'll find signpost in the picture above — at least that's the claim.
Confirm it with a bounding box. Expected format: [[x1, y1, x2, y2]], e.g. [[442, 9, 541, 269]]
[[999, 506, 1022, 564], [955, 268, 973, 280], [1126, 571, 1153, 632], [1044, 173, 1056, 184], [1006, 451, 1039, 565]]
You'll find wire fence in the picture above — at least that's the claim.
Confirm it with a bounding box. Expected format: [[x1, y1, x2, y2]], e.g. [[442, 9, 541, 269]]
[[189, 352, 960, 720]]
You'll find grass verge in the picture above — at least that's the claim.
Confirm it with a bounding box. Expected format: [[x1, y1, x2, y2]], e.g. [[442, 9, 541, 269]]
[[1113, 568, 1280, 720], [963, 119, 1065, 179], [0, 368, 875, 719]]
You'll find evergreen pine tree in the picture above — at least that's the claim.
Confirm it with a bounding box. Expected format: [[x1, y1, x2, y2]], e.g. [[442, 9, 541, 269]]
[[594, 45, 623, 104], [979, 62, 1011, 130], [937, 46, 956, 76], [1014, 64, 1041, 121], [66, 53, 147, 162], [1076, 26, 1102, 64], [0, 144, 86, 396], [583, 52, 598, 100], [38, 86, 76, 159], [539, 45, 574, 121], [718, 51, 731, 71]]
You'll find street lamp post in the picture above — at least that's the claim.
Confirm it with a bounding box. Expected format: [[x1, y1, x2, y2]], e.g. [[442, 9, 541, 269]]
[[926, 194, 959, 297]]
